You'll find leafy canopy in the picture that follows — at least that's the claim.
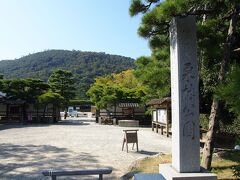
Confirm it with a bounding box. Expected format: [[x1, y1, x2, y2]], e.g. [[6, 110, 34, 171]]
[[38, 90, 64, 105], [1, 78, 49, 103], [48, 69, 76, 102], [217, 66, 240, 116], [129, 0, 240, 109], [87, 70, 146, 108]]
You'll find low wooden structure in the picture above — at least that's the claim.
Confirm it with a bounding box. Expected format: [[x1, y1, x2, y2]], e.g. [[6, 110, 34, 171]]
[[122, 129, 139, 153], [147, 97, 171, 137], [98, 101, 150, 125], [99, 116, 113, 125], [0, 99, 60, 124]]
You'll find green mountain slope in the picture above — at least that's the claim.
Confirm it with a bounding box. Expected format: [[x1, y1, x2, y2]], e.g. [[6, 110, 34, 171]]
[[0, 50, 135, 98]]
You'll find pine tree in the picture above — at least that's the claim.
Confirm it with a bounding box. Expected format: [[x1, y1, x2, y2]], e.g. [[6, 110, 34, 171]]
[[129, 0, 240, 169], [48, 69, 76, 102]]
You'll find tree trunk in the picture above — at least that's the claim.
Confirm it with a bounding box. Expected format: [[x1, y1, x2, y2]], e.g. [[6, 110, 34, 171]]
[[36, 104, 39, 122], [201, 99, 219, 169], [52, 105, 57, 123], [201, 6, 238, 169], [43, 104, 47, 119], [6, 104, 9, 122], [22, 103, 27, 123]]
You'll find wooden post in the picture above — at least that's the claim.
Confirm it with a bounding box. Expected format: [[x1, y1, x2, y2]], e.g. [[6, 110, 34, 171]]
[[6, 104, 9, 122]]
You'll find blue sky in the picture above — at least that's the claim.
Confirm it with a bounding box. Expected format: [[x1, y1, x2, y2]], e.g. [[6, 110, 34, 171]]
[[0, 0, 151, 60]]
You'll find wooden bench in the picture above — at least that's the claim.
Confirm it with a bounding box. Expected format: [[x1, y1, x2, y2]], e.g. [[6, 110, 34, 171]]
[[152, 121, 171, 137], [42, 168, 112, 180]]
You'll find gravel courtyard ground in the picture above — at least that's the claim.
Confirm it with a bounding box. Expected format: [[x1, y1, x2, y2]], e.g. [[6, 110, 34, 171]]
[[0, 118, 171, 179]]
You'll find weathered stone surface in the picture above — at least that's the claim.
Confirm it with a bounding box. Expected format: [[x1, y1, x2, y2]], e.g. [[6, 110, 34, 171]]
[[159, 164, 217, 180], [170, 16, 200, 173], [119, 120, 139, 127], [134, 173, 165, 180]]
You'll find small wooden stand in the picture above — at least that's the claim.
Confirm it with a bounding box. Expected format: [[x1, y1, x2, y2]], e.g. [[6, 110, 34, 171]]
[[122, 129, 139, 153]]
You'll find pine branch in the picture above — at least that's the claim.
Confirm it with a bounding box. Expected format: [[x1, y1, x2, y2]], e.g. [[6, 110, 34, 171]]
[[172, 9, 215, 17]]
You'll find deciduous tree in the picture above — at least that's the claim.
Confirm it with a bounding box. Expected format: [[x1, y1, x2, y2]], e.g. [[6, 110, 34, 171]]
[[87, 70, 145, 108]]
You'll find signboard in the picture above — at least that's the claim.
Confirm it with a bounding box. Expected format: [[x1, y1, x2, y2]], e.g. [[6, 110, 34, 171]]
[[153, 110, 157, 122], [157, 109, 167, 124]]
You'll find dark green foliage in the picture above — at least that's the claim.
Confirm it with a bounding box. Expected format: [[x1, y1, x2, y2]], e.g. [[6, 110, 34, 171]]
[[233, 165, 240, 178], [129, 0, 240, 170], [48, 69, 75, 102], [69, 99, 92, 106], [0, 50, 135, 98], [0, 78, 50, 120], [1, 78, 49, 103], [38, 90, 64, 105], [216, 66, 240, 134], [236, 137, 240, 145], [130, 0, 240, 117], [134, 55, 170, 101], [217, 66, 240, 116], [199, 114, 209, 130]]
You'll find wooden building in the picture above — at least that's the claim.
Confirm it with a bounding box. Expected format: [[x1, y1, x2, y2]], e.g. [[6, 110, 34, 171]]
[[98, 101, 150, 125], [0, 93, 60, 124], [147, 97, 171, 137]]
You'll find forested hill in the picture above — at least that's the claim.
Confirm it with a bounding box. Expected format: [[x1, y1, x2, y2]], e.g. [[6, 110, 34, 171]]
[[0, 50, 135, 97]]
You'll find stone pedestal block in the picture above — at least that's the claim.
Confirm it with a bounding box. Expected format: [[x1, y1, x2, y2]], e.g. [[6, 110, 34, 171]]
[[134, 173, 165, 180], [159, 164, 217, 180], [119, 120, 139, 127]]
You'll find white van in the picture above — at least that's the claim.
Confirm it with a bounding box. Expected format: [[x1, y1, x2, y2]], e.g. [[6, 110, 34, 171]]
[[68, 106, 77, 117]]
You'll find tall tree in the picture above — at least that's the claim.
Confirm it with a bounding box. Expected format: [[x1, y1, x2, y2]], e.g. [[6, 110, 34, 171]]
[[38, 90, 64, 122], [87, 70, 145, 109], [129, 0, 240, 169], [134, 55, 170, 101], [48, 69, 76, 103], [216, 65, 240, 135]]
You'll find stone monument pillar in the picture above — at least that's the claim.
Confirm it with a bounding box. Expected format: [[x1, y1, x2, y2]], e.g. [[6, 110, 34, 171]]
[[170, 15, 200, 173], [159, 16, 217, 180]]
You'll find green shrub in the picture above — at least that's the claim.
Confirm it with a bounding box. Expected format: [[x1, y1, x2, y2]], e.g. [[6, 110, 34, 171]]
[[200, 114, 209, 130], [233, 166, 240, 178], [219, 117, 240, 135], [235, 137, 240, 145]]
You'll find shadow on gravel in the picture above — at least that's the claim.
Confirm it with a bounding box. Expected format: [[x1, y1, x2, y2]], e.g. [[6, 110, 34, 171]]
[[0, 143, 114, 180], [0, 120, 91, 131], [0, 124, 50, 131], [57, 120, 90, 126], [136, 150, 159, 156]]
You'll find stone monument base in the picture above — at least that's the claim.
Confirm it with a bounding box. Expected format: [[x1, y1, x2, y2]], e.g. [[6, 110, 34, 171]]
[[118, 120, 139, 127], [159, 164, 217, 180]]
